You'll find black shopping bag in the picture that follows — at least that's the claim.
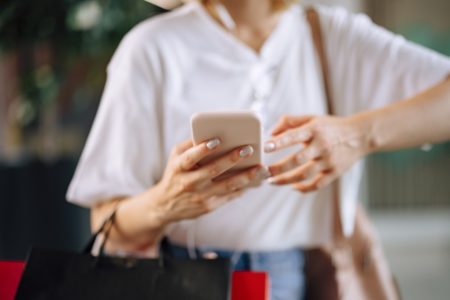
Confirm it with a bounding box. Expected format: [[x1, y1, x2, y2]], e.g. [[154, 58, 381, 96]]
[[14, 210, 231, 300]]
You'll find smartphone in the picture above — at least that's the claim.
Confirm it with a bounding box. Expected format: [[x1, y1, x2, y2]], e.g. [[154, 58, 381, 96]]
[[190, 111, 262, 178]]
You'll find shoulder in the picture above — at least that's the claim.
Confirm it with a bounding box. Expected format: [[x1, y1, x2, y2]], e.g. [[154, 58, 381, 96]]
[[312, 5, 373, 30], [306, 5, 399, 51], [123, 3, 201, 48], [108, 4, 201, 71], [296, 4, 378, 43]]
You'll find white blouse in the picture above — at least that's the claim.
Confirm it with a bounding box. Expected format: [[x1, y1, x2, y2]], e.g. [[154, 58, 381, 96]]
[[67, 3, 450, 251]]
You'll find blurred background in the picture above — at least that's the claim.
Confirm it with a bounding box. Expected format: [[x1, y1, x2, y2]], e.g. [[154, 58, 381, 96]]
[[0, 0, 449, 299]]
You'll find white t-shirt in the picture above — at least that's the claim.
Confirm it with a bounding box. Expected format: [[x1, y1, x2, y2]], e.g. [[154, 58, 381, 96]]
[[67, 3, 450, 251]]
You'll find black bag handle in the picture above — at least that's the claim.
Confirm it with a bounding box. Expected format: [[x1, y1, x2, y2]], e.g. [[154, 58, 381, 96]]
[[83, 204, 171, 268], [83, 204, 118, 255]]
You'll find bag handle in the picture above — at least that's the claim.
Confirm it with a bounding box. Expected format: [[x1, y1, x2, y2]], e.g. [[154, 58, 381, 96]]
[[306, 7, 344, 241], [306, 7, 334, 115], [83, 204, 169, 267], [83, 204, 119, 255]]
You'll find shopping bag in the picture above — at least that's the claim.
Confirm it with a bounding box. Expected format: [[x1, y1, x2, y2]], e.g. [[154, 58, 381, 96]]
[[14, 210, 231, 300], [15, 248, 230, 300], [231, 271, 269, 300], [0, 261, 25, 300]]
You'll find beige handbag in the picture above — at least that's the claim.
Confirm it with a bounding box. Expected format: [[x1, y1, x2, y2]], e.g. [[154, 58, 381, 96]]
[[304, 8, 401, 300]]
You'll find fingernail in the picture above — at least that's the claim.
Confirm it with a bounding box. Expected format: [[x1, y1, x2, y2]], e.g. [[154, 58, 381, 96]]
[[264, 142, 276, 153], [206, 138, 221, 150], [267, 177, 277, 184], [257, 167, 272, 179], [230, 177, 249, 191], [239, 145, 254, 157], [238, 177, 250, 186]]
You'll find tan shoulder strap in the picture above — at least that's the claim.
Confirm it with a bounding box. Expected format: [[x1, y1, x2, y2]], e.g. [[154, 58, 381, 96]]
[[306, 7, 344, 239], [306, 7, 334, 115]]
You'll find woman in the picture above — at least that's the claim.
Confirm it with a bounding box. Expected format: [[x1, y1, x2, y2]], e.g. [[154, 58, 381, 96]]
[[67, 0, 450, 299]]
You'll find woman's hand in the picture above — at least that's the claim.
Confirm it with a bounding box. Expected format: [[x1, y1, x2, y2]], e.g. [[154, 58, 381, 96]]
[[91, 138, 268, 254], [152, 138, 269, 225], [264, 115, 371, 193]]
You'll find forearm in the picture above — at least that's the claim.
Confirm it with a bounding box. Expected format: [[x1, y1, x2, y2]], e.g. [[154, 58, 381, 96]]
[[91, 185, 167, 255], [352, 76, 450, 153]]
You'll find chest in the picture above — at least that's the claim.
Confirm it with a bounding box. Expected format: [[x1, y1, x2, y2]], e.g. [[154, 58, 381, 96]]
[[172, 52, 325, 112], [160, 24, 328, 155]]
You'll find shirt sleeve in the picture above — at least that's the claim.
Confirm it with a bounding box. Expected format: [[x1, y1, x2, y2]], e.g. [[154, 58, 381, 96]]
[[318, 6, 450, 115], [316, 6, 450, 237], [67, 25, 164, 207]]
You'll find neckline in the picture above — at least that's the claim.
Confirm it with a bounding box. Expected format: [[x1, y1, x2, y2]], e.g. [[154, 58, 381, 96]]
[[193, 2, 297, 62]]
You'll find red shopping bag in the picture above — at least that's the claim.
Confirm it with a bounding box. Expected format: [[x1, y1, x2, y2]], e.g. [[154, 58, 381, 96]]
[[0, 261, 25, 300], [231, 271, 269, 300]]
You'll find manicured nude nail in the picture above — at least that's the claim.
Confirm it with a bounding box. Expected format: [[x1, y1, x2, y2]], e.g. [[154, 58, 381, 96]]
[[237, 177, 250, 186], [206, 138, 221, 150], [267, 177, 277, 184], [258, 167, 272, 179], [264, 142, 276, 152], [239, 145, 254, 157]]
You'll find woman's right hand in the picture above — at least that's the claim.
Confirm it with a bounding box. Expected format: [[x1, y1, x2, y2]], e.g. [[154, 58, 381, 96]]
[[151, 138, 269, 225]]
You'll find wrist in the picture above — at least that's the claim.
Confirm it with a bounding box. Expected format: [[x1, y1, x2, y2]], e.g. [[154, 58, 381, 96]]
[[143, 183, 172, 229], [345, 112, 378, 155], [108, 187, 169, 252], [102, 201, 157, 254]]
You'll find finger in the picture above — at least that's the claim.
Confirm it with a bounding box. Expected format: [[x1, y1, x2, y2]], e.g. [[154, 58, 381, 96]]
[[264, 127, 313, 153], [294, 142, 323, 166], [269, 159, 330, 185], [268, 142, 321, 176], [268, 160, 314, 185], [315, 172, 338, 190], [271, 115, 314, 136], [190, 145, 254, 182], [173, 139, 194, 155], [178, 138, 221, 171], [247, 166, 271, 188], [202, 166, 263, 198], [268, 147, 307, 176], [195, 167, 268, 214], [203, 190, 245, 211], [293, 170, 335, 193]]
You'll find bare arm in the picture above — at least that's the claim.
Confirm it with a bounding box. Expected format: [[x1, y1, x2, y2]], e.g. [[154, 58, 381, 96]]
[[354, 76, 450, 152], [264, 76, 450, 192]]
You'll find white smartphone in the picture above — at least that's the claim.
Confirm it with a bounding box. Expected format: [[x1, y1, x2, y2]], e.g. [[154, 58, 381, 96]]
[[190, 111, 262, 177]]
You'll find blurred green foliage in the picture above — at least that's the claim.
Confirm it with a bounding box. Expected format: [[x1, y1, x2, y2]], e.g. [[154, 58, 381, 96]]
[[0, 0, 163, 55], [0, 0, 163, 134]]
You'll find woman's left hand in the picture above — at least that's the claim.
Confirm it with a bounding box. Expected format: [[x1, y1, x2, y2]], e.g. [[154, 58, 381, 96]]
[[264, 115, 371, 193]]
